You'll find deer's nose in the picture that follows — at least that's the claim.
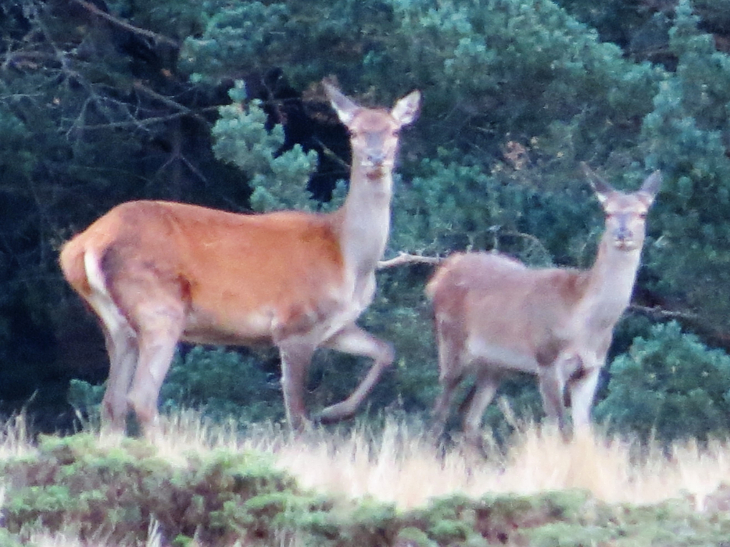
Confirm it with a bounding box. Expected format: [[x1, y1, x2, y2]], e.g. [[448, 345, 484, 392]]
[[367, 151, 386, 165], [614, 225, 632, 242]]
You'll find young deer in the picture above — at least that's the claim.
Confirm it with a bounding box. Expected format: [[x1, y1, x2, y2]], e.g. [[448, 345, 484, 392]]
[[427, 166, 661, 447], [60, 82, 421, 437]]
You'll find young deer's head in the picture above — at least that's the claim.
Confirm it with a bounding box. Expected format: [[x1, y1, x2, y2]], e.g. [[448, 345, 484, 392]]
[[583, 163, 662, 252], [324, 82, 421, 182]]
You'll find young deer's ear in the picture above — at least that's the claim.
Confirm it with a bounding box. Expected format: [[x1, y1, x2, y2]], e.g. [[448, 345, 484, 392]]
[[323, 81, 360, 126], [638, 170, 662, 205], [391, 90, 421, 128], [581, 162, 615, 205]]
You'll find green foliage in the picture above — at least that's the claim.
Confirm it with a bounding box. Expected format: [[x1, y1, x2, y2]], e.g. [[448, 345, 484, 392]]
[[4, 435, 730, 545], [108, 0, 215, 40], [391, 155, 599, 266], [68, 346, 284, 427], [0, 434, 315, 545], [595, 321, 730, 444], [180, 2, 295, 84], [212, 82, 318, 212], [180, 0, 398, 89], [637, 0, 730, 330], [161, 346, 283, 424]]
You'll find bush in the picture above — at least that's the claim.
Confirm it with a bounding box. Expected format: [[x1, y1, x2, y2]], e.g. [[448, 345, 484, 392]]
[[68, 346, 284, 428], [595, 321, 730, 444], [161, 346, 283, 425]]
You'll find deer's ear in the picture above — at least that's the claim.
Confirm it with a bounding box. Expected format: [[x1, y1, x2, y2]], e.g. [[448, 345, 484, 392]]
[[638, 171, 662, 204], [391, 90, 421, 127], [323, 81, 360, 126], [582, 163, 615, 205]]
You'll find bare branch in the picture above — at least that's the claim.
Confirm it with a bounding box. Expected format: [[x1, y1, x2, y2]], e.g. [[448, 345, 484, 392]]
[[66, 107, 218, 131], [377, 252, 443, 269], [628, 304, 700, 321], [133, 82, 211, 127], [313, 136, 351, 171], [72, 0, 179, 48]]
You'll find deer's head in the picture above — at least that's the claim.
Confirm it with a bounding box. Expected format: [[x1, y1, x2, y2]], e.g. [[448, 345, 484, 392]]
[[583, 164, 662, 252], [324, 82, 421, 181]]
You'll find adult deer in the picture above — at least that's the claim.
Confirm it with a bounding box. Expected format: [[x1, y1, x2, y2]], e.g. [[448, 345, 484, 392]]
[[60, 82, 421, 437], [427, 165, 661, 447]]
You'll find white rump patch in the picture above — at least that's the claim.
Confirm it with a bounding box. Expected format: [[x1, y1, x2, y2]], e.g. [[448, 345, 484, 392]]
[[83, 250, 133, 338]]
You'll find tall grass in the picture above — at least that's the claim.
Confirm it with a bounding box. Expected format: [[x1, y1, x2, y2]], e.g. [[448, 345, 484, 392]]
[[69, 410, 730, 511], [3, 408, 730, 517]]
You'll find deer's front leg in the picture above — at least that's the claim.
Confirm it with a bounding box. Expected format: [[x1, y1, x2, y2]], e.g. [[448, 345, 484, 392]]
[[316, 323, 394, 424], [567, 365, 602, 432], [538, 360, 570, 436], [278, 337, 317, 432]]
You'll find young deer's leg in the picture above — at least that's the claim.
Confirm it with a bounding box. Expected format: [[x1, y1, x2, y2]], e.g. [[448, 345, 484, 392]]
[[461, 369, 501, 452], [316, 323, 394, 424], [126, 302, 185, 439], [101, 324, 138, 432], [540, 353, 585, 438], [567, 365, 601, 432], [430, 373, 463, 440], [430, 329, 467, 440], [538, 362, 569, 436]]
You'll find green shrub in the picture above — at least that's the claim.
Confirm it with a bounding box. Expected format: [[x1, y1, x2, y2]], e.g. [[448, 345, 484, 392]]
[[595, 321, 730, 444], [160, 346, 283, 424], [0, 434, 312, 545], [68, 346, 283, 429]]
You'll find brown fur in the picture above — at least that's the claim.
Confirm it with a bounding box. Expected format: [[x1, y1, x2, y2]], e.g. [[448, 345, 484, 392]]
[[428, 169, 662, 448], [59, 84, 422, 436]]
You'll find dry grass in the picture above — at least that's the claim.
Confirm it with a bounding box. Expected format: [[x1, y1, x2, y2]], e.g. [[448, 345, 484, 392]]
[[3, 409, 730, 518], [134, 410, 730, 512], [266, 420, 730, 511]]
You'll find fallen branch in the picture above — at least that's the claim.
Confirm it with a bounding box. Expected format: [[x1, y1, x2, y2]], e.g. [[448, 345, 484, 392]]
[[377, 253, 443, 269]]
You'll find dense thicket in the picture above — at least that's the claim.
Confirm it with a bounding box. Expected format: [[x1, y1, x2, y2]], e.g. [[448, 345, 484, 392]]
[[3, 0, 730, 442]]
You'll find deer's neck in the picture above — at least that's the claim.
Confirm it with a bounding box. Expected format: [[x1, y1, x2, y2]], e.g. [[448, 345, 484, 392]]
[[578, 237, 642, 330], [336, 165, 393, 282]]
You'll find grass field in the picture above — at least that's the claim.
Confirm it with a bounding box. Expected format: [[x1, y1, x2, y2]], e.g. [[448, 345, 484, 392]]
[[3, 411, 730, 546]]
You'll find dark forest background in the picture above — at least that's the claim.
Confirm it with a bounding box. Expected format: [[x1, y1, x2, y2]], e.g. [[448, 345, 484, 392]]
[[3, 0, 730, 443]]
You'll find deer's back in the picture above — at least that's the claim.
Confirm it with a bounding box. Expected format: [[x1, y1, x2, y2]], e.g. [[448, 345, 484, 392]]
[[429, 252, 588, 369]]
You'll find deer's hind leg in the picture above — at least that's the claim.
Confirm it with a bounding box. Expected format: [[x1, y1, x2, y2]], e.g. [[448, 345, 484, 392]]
[[460, 368, 502, 452], [109, 269, 187, 439], [431, 370, 464, 441], [101, 322, 138, 432], [430, 318, 470, 441], [126, 303, 185, 439], [82, 264, 139, 434]]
